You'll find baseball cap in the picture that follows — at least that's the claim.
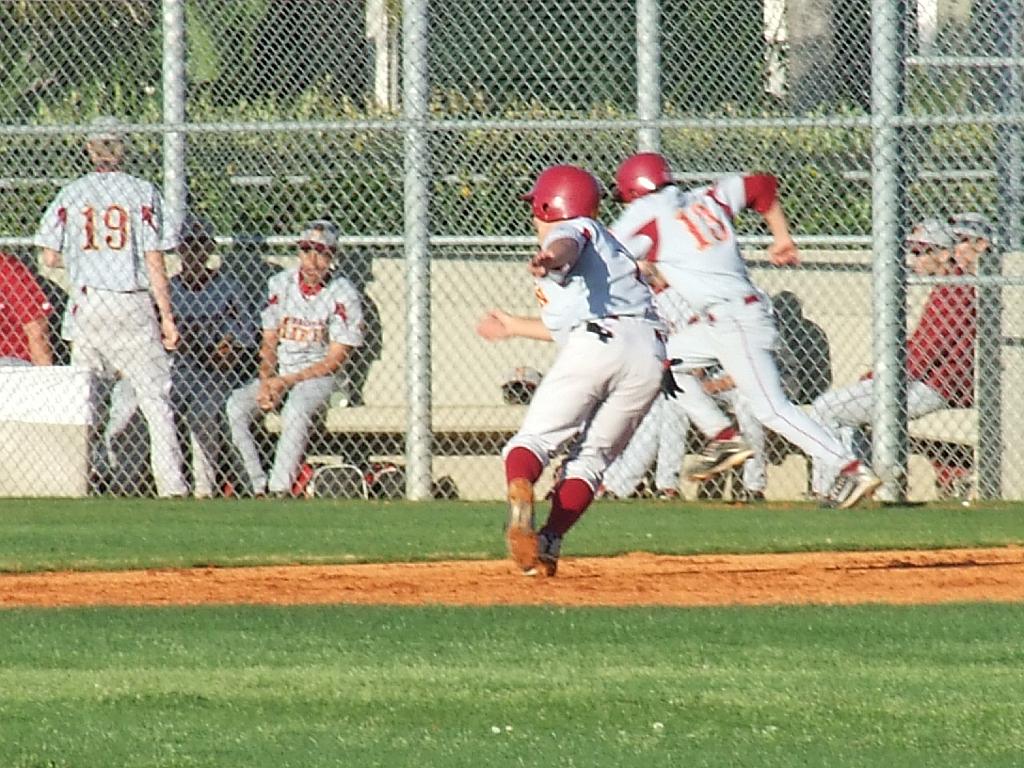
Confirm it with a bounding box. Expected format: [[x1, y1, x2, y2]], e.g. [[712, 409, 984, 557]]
[[949, 212, 996, 244], [86, 115, 125, 143], [906, 218, 954, 251], [298, 220, 339, 254], [502, 366, 543, 405], [178, 213, 216, 244]]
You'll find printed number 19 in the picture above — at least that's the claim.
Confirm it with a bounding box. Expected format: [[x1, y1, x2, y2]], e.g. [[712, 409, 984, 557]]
[[82, 205, 128, 251]]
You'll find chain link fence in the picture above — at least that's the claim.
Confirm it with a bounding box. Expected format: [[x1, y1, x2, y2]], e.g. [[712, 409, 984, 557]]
[[0, 0, 1020, 502]]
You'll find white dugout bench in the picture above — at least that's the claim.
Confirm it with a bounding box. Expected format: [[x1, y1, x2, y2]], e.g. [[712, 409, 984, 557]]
[[0, 365, 92, 497]]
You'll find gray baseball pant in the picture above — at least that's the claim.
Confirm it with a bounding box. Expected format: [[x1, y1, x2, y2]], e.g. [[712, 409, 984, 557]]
[[810, 378, 947, 494], [73, 290, 186, 498], [226, 375, 335, 495]]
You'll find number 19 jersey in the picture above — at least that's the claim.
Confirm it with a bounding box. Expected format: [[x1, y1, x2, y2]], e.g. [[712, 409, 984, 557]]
[[34, 171, 176, 292]]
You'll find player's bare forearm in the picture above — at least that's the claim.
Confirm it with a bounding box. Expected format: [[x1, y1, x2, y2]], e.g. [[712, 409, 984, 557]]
[[144, 250, 175, 322], [762, 202, 800, 266], [281, 343, 350, 387], [476, 309, 553, 342], [258, 330, 279, 380], [41, 248, 62, 269], [506, 315, 552, 341], [24, 318, 53, 366], [145, 251, 179, 350]]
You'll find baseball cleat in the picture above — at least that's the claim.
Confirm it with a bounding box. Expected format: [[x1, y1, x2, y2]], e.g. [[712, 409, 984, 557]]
[[505, 478, 539, 572], [686, 438, 754, 482], [535, 530, 562, 577], [827, 464, 882, 509]]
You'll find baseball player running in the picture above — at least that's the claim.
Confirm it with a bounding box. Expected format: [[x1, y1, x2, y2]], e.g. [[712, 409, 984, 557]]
[[476, 164, 665, 576], [610, 152, 880, 508], [226, 221, 364, 497], [35, 116, 186, 497]]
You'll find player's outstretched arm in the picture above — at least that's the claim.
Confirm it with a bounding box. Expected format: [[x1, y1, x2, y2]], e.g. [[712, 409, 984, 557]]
[[737, 174, 799, 267], [476, 309, 553, 342], [762, 200, 800, 267]]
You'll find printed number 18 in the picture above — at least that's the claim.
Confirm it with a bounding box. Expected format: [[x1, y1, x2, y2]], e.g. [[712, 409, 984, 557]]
[[676, 203, 727, 250]]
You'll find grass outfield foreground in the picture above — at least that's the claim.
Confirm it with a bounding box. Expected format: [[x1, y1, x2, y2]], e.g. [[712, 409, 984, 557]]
[[1, 498, 1023, 766], [2, 604, 1024, 767], [2, 496, 1024, 571]]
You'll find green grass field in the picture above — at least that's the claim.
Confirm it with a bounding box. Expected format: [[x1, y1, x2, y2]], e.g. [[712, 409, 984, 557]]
[[1, 496, 1023, 572], [2, 497, 1023, 766]]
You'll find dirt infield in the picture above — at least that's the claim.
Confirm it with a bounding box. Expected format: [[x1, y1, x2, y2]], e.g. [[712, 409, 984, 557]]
[[3, 547, 1024, 608]]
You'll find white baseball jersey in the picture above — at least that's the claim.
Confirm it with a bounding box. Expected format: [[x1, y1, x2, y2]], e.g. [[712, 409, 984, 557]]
[[611, 176, 763, 311], [34, 172, 177, 292], [260, 268, 364, 376], [536, 217, 661, 346], [613, 176, 860, 485]]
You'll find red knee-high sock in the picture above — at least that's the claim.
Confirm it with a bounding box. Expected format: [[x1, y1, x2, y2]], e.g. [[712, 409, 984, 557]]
[[505, 447, 543, 484], [543, 478, 594, 537]]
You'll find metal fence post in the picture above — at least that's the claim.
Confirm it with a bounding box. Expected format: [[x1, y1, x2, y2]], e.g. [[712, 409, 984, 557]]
[[161, 0, 186, 229], [403, 0, 433, 500], [636, 0, 661, 153], [980, 2, 1023, 499], [870, 0, 908, 500]]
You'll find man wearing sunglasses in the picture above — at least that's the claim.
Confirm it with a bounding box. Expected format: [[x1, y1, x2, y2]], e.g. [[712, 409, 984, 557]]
[[226, 221, 365, 498]]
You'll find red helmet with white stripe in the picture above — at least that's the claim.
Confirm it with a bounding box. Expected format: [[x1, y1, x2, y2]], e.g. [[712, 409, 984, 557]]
[[614, 152, 673, 203], [520, 165, 602, 222]]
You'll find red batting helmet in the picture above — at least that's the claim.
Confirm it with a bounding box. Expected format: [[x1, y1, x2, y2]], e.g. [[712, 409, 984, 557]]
[[614, 152, 673, 203], [520, 165, 602, 222]]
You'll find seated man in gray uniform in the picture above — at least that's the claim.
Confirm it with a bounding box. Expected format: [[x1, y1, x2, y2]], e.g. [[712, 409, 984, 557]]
[[226, 221, 364, 497]]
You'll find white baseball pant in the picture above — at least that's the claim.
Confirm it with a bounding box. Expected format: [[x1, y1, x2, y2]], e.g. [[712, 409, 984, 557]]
[[701, 297, 853, 484], [664, 317, 736, 437], [715, 388, 768, 493], [601, 395, 686, 496], [601, 367, 733, 496], [809, 378, 947, 493], [97, 379, 149, 490], [503, 317, 664, 489], [72, 289, 186, 497], [226, 375, 335, 495]]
